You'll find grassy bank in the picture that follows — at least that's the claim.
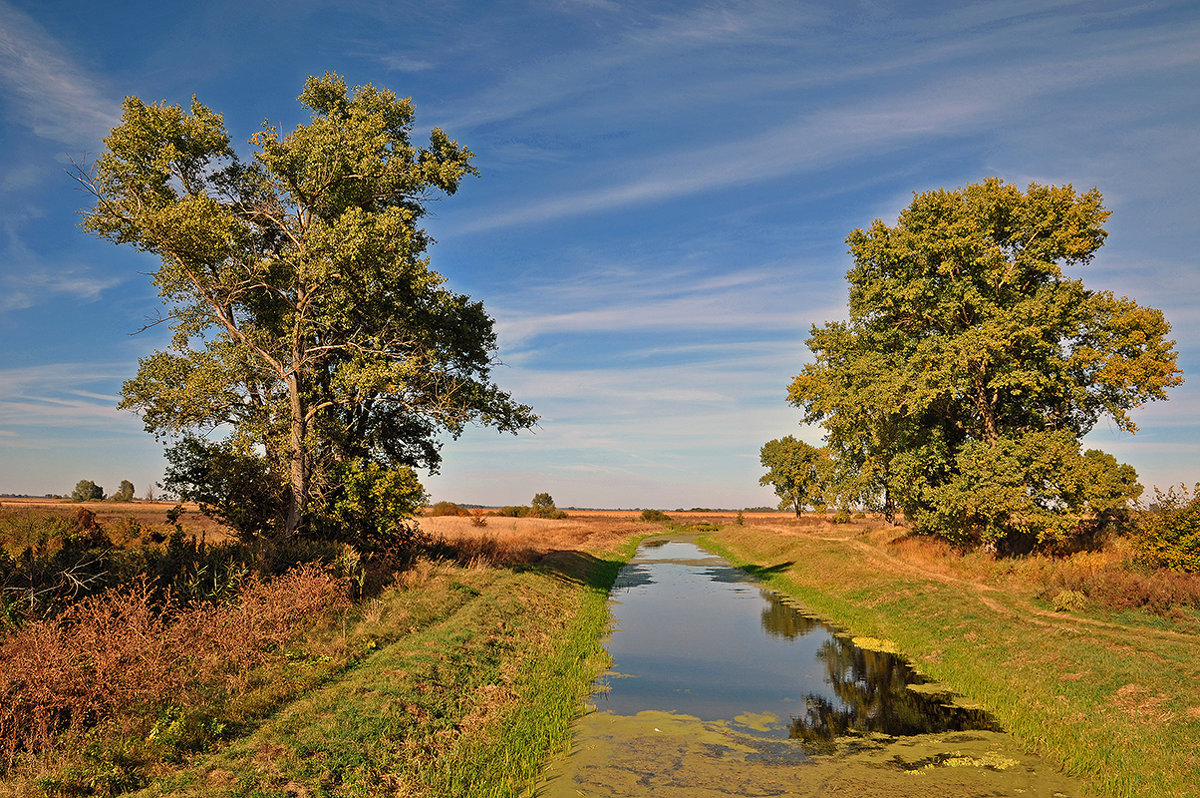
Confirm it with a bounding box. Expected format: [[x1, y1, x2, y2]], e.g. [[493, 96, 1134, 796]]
[[702, 521, 1200, 798], [118, 526, 638, 797], [1, 506, 645, 797]]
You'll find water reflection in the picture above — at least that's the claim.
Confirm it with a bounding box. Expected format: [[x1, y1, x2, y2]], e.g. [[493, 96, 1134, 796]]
[[540, 539, 1079, 798], [789, 634, 999, 751], [759, 590, 821, 639], [599, 539, 996, 741]]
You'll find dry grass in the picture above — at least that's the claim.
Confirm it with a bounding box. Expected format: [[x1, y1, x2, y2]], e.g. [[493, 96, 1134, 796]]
[[419, 511, 648, 566], [0, 565, 347, 771], [0, 497, 236, 545]]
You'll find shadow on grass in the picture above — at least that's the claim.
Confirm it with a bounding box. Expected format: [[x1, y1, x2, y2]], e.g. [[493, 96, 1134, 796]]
[[533, 550, 626, 593], [739, 561, 796, 579]]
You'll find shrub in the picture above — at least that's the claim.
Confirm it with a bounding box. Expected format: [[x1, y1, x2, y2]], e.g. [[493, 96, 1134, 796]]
[[1051, 589, 1088, 612], [640, 509, 672, 523], [0, 566, 347, 771], [314, 460, 428, 551], [1137, 484, 1200, 572], [161, 436, 284, 540], [428, 501, 464, 517], [1031, 557, 1200, 616], [494, 502, 567, 520]]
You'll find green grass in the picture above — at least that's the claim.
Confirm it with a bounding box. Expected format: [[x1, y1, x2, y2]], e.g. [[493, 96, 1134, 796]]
[[701, 526, 1200, 798], [123, 543, 637, 797]]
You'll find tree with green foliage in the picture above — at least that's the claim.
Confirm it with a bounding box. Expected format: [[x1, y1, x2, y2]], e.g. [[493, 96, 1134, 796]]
[[113, 480, 135, 502], [71, 480, 104, 502], [81, 73, 537, 540], [531, 493, 555, 511], [759, 436, 832, 517], [789, 179, 1181, 550], [162, 436, 283, 539], [1138, 484, 1200, 572]]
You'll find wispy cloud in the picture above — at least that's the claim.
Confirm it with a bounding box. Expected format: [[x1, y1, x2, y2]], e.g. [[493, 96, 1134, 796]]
[[431, 1, 823, 132], [458, 27, 1199, 233], [484, 260, 844, 351], [0, 362, 144, 456], [368, 52, 436, 73], [0, 0, 118, 149], [0, 266, 122, 312]]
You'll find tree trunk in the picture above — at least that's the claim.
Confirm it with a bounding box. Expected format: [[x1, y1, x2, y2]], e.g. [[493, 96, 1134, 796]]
[[973, 375, 999, 444], [285, 374, 308, 538]]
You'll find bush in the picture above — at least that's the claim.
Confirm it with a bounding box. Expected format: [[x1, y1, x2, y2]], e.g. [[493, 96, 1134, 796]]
[[0, 505, 353, 626], [313, 461, 427, 551], [427, 501, 464, 517], [0, 566, 347, 774], [1138, 484, 1200, 572], [640, 509, 672, 523], [162, 437, 285, 540], [494, 499, 567, 520]]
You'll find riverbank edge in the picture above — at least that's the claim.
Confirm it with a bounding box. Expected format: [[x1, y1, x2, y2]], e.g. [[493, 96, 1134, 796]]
[[699, 527, 1200, 798], [433, 537, 645, 796]]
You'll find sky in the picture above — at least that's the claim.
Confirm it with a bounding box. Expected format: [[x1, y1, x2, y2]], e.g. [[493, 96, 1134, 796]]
[[0, 0, 1197, 509]]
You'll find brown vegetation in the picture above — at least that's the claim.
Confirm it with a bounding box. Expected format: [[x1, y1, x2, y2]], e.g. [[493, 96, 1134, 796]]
[[0, 565, 346, 770], [0, 497, 237, 544], [419, 511, 648, 566]]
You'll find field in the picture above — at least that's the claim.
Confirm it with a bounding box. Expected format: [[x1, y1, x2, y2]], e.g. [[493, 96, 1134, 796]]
[[3, 503, 1197, 796]]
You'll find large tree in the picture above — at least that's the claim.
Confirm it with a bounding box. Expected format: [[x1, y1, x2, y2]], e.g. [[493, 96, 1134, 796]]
[[789, 179, 1181, 549], [82, 73, 536, 539]]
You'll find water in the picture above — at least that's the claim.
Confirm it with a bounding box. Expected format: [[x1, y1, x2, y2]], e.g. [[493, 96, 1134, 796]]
[[539, 538, 1080, 797]]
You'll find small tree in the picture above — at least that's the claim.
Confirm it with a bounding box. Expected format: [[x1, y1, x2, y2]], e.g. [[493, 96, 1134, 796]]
[[529, 492, 566, 519], [71, 480, 104, 502], [113, 480, 135, 502], [1138, 484, 1200, 572], [759, 437, 832, 516]]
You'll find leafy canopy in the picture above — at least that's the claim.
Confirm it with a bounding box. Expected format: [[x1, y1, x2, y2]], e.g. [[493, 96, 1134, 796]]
[[759, 437, 832, 516], [71, 480, 104, 503], [789, 179, 1181, 549], [82, 73, 536, 540]]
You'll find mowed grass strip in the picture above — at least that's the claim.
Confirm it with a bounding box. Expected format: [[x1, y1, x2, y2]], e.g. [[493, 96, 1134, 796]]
[[702, 525, 1200, 798], [131, 547, 630, 797]]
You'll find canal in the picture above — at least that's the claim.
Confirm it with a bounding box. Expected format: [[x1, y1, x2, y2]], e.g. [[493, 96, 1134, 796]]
[[540, 537, 1079, 797]]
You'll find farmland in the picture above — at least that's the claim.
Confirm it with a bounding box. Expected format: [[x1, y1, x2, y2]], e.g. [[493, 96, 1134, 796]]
[[3, 503, 1199, 796]]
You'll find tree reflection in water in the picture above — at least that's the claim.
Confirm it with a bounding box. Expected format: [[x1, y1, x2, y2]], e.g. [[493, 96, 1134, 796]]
[[758, 591, 998, 752]]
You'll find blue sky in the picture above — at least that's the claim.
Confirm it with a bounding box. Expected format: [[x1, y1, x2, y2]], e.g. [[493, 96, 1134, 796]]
[[0, 0, 1197, 508]]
